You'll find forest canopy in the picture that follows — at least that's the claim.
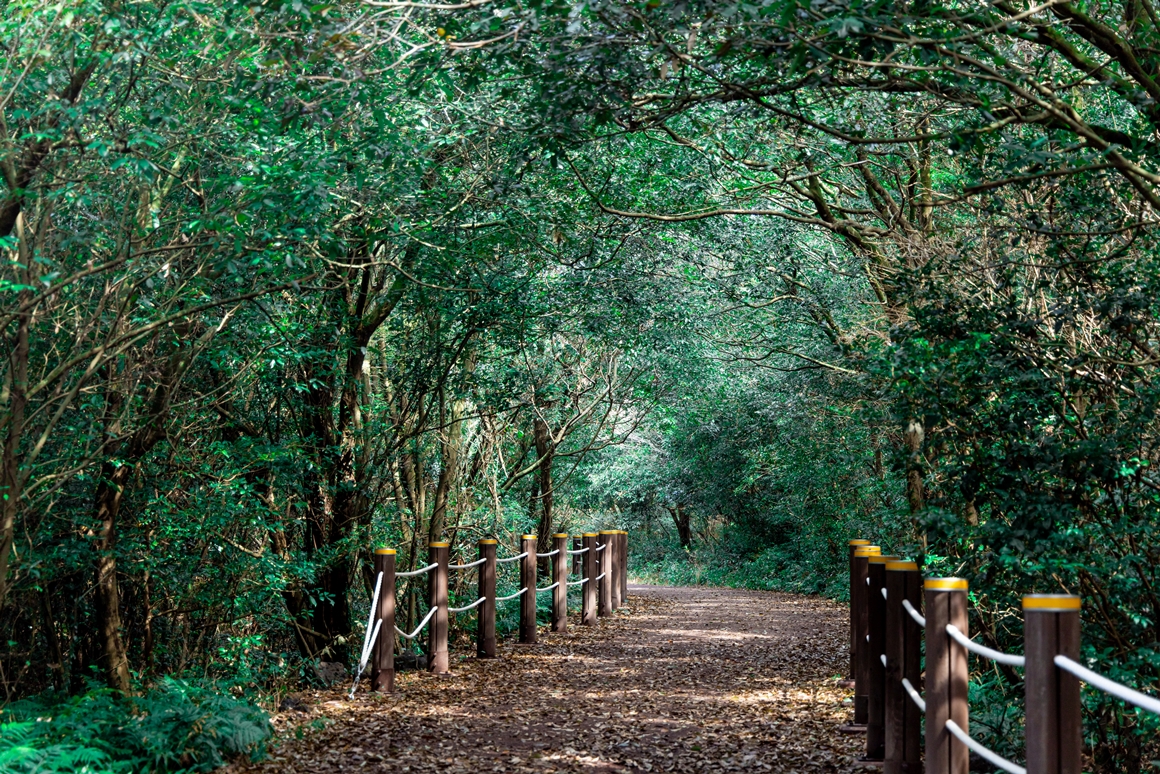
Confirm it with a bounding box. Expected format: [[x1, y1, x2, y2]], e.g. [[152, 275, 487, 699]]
[[3, 0, 1160, 768]]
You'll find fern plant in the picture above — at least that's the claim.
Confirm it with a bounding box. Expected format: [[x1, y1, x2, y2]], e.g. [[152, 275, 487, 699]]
[[0, 680, 272, 774]]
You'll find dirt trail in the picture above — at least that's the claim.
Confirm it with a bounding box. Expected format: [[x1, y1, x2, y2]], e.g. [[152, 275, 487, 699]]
[[240, 586, 862, 773]]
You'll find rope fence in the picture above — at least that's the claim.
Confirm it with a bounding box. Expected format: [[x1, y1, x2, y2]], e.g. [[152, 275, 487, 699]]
[[349, 530, 630, 694], [842, 538, 1160, 773]]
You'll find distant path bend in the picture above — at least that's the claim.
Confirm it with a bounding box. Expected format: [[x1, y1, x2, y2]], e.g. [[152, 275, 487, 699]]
[[242, 585, 861, 773]]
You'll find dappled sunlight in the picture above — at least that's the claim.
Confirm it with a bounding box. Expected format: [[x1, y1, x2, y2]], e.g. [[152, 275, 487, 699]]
[[241, 587, 861, 773]]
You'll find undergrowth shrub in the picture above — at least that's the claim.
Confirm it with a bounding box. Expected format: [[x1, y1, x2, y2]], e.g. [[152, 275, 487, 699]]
[[0, 678, 271, 774]]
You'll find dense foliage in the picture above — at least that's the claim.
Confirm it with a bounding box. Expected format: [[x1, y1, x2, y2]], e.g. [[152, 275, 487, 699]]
[[5, 0, 1160, 768]]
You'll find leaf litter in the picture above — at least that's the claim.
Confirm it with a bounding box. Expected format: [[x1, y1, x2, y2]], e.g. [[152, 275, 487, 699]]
[[233, 586, 862, 773]]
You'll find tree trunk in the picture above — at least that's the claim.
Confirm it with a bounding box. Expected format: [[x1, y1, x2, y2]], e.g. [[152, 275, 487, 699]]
[[533, 413, 554, 576], [904, 418, 925, 514], [668, 504, 692, 548]]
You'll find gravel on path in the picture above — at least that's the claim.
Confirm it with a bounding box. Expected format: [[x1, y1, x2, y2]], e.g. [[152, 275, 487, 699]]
[[237, 585, 863, 773]]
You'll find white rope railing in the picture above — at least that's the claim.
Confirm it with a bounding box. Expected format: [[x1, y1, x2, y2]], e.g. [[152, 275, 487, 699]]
[[496, 552, 529, 564], [348, 571, 385, 699], [946, 624, 1026, 667], [536, 581, 560, 593], [1055, 655, 1160, 715], [535, 549, 559, 558], [394, 606, 438, 640], [902, 599, 925, 628], [945, 720, 1026, 774], [448, 596, 486, 613], [449, 557, 487, 570], [566, 547, 589, 555], [496, 587, 528, 601], [901, 677, 925, 713], [881, 587, 887, 599], [396, 562, 438, 577], [595, 543, 606, 552], [880, 654, 887, 667], [596, 572, 606, 581], [566, 578, 588, 586]]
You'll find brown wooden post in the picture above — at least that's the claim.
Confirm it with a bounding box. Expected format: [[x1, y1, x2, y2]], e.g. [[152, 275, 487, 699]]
[[551, 533, 568, 632], [597, 533, 612, 617], [1024, 595, 1082, 774], [853, 545, 881, 725], [477, 539, 497, 658], [519, 535, 537, 644], [581, 533, 597, 625], [620, 530, 629, 602], [925, 578, 969, 774], [371, 548, 396, 692], [846, 539, 871, 685], [866, 554, 899, 760], [427, 542, 450, 674], [884, 560, 921, 774], [603, 530, 621, 610]]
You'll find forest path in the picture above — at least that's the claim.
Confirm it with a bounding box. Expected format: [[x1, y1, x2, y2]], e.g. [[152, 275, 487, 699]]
[[239, 586, 862, 773]]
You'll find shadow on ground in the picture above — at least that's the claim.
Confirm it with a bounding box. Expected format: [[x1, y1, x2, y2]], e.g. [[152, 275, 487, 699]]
[[236, 585, 862, 773]]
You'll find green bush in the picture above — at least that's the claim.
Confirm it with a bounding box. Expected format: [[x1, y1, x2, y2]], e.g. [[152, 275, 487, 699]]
[[0, 679, 272, 774]]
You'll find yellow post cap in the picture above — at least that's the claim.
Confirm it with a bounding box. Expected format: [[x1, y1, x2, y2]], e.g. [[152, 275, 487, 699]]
[[583, 532, 598, 537], [854, 546, 882, 557], [374, 548, 396, 555], [553, 533, 570, 538], [521, 534, 537, 540], [886, 561, 919, 571], [429, 541, 449, 548], [600, 530, 616, 534], [868, 555, 901, 564], [478, 539, 498, 545], [924, 578, 968, 591], [849, 539, 871, 546], [1022, 595, 1081, 611]]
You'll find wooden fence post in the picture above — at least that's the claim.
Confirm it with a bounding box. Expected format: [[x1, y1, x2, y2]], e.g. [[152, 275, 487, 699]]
[[620, 530, 629, 603], [884, 560, 920, 774], [520, 535, 537, 644], [597, 533, 612, 617], [925, 578, 969, 774], [853, 545, 881, 726], [866, 554, 899, 759], [846, 539, 871, 686], [582, 533, 597, 625], [427, 541, 450, 674], [477, 539, 497, 658], [371, 548, 396, 692], [552, 533, 568, 632], [601, 530, 620, 610], [1024, 594, 1082, 774]]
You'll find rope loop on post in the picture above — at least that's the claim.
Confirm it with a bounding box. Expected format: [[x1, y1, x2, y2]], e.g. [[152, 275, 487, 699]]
[[449, 557, 487, 570], [396, 562, 438, 578], [594, 543, 606, 551], [566, 547, 589, 555], [900, 677, 925, 713], [901, 599, 925, 628], [496, 587, 528, 602], [496, 552, 529, 564], [448, 596, 487, 613], [394, 606, 438, 640], [536, 581, 560, 593], [1054, 655, 1160, 715], [944, 720, 1026, 774], [535, 549, 560, 558], [945, 624, 1026, 667]]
